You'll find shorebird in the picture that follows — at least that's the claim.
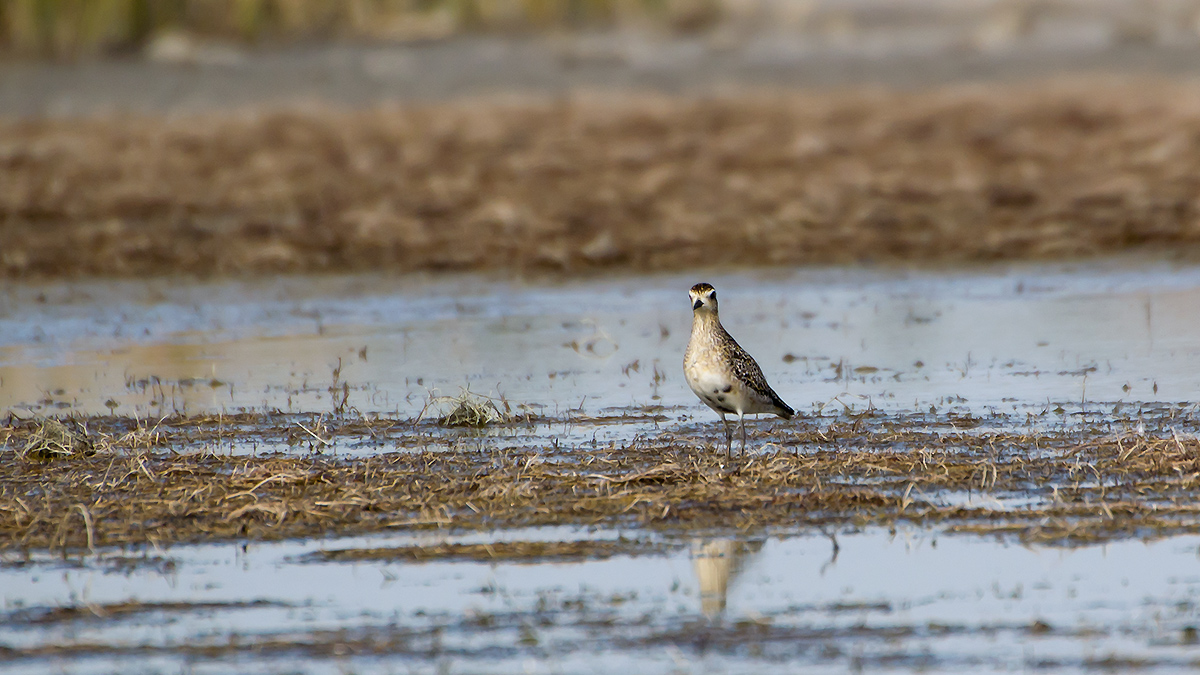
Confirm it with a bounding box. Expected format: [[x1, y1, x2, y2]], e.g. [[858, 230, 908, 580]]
[[684, 282, 794, 457]]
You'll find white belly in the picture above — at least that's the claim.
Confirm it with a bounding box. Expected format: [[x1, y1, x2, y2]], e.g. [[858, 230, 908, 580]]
[[685, 362, 742, 414]]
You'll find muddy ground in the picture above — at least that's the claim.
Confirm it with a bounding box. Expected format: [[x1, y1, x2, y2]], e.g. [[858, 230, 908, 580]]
[[6, 81, 1200, 279]]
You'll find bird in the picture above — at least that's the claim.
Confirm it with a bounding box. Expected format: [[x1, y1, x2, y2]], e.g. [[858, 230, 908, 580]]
[[683, 282, 794, 457]]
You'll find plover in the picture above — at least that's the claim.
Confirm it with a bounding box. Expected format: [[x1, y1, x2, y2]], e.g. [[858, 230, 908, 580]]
[[684, 282, 794, 456]]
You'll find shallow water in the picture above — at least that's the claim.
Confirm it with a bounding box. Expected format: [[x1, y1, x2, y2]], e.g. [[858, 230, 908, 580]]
[[3, 259, 1199, 428], [8, 259, 1200, 672], [5, 526, 1200, 673]]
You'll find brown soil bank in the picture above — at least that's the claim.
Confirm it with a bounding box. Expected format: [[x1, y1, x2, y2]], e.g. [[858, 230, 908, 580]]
[[5, 80, 1200, 279]]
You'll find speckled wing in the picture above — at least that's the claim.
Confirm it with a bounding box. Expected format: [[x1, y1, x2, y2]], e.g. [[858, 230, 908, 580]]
[[723, 331, 795, 419]]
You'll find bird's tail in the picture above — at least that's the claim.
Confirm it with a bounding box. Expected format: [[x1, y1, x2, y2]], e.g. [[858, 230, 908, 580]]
[[769, 390, 795, 420]]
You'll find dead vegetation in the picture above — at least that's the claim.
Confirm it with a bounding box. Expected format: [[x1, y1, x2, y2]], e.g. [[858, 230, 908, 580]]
[[3, 409, 1200, 552], [7, 81, 1200, 278], [3, 599, 283, 627], [17, 418, 94, 459], [306, 538, 673, 564], [435, 391, 513, 427]]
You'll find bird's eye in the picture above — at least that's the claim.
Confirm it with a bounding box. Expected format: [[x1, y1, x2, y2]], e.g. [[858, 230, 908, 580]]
[[710, 292, 716, 300]]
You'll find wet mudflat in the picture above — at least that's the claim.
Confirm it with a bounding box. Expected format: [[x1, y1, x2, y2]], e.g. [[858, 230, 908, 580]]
[[6, 260, 1200, 672]]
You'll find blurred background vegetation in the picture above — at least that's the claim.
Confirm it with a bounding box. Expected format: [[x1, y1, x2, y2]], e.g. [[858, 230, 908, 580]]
[[0, 0, 723, 58]]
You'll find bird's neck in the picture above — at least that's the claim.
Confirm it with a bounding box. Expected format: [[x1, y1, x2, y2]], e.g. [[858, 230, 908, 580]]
[[691, 310, 721, 336]]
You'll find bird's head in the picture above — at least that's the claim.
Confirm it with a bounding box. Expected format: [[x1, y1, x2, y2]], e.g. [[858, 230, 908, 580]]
[[689, 282, 718, 314]]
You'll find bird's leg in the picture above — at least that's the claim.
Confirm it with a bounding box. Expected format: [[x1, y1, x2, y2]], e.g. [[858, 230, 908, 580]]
[[738, 411, 747, 457], [720, 412, 732, 459]]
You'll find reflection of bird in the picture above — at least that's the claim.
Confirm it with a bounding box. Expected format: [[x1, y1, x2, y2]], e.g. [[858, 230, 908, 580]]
[[684, 283, 794, 456], [691, 538, 764, 619]]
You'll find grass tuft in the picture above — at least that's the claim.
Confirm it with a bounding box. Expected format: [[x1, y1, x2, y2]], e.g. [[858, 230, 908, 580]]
[[18, 418, 94, 460], [436, 391, 511, 427]]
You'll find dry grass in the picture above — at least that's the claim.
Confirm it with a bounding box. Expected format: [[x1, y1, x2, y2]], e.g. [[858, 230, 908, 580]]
[[17, 418, 94, 459], [4, 599, 282, 626], [307, 539, 672, 563], [3, 409, 1200, 552], [435, 391, 513, 427], [5, 82, 1200, 279]]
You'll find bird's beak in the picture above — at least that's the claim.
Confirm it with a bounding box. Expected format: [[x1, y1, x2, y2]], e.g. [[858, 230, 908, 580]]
[[692, 298, 703, 310]]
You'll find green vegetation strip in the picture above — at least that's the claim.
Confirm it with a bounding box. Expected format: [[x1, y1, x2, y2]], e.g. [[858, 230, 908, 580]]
[[4, 411, 1200, 551], [0, 0, 720, 58]]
